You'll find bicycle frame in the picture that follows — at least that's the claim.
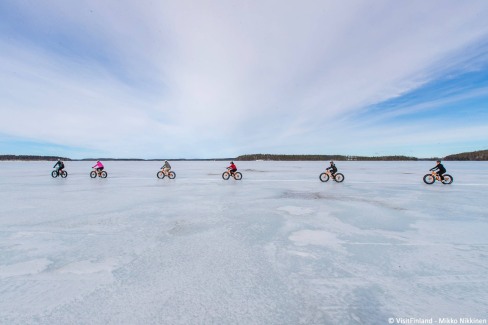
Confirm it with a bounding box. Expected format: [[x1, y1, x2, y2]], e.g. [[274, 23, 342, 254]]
[[431, 171, 442, 181], [325, 170, 335, 178]]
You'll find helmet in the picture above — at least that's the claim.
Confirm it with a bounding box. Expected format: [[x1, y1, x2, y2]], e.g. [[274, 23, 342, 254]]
[[165, 160, 168, 162], [330, 161, 334, 164], [230, 161, 234, 164]]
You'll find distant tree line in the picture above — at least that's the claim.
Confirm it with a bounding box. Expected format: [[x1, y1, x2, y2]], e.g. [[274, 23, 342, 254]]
[[444, 150, 488, 161], [236, 154, 418, 161], [2, 149, 486, 161], [0, 155, 71, 161], [352, 155, 418, 161], [236, 154, 347, 161], [0, 155, 233, 161], [79, 158, 146, 161]]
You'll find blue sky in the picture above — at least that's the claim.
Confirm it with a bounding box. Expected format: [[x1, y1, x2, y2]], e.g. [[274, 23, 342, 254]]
[[0, 0, 487, 159]]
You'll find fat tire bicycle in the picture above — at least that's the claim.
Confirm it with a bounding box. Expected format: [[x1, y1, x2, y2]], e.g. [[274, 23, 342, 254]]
[[222, 168, 242, 180], [90, 168, 108, 178], [319, 170, 344, 183], [51, 169, 68, 178], [157, 170, 176, 179], [423, 171, 453, 185]]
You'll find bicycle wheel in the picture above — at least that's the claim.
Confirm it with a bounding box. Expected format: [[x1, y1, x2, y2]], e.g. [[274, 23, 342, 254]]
[[222, 172, 230, 180], [319, 173, 329, 182], [101, 171, 108, 178], [442, 174, 453, 184], [157, 171, 165, 179], [90, 171, 97, 178], [334, 173, 344, 182], [168, 171, 176, 179], [61, 170, 68, 178], [423, 174, 434, 184], [234, 172, 242, 180], [51, 171, 58, 178]]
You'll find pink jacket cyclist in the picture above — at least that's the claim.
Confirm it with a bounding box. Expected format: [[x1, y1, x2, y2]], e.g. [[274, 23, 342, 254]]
[[92, 161, 104, 171]]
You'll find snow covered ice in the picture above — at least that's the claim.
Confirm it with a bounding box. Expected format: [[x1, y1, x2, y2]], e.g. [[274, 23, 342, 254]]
[[0, 161, 487, 324]]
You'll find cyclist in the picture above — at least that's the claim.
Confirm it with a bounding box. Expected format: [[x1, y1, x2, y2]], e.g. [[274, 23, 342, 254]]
[[53, 159, 65, 174], [228, 161, 237, 176], [92, 160, 104, 174], [326, 161, 338, 177], [161, 160, 171, 175], [430, 160, 446, 181]]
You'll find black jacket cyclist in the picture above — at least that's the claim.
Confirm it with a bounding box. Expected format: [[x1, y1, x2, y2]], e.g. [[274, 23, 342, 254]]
[[53, 160, 65, 172], [430, 160, 446, 181], [326, 161, 338, 176]]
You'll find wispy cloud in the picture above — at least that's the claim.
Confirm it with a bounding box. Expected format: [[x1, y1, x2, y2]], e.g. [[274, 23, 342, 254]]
[[1, 0, 488, 158]]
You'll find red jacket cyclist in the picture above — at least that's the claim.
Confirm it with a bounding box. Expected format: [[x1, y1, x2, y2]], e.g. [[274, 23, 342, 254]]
[[228, 161, 237, 175]]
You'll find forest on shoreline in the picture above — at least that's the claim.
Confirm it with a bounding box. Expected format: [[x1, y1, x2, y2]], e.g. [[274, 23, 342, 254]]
[[443, 150, 488, 161], [235, 154, 419, 161], [1, 150, 487, 161]]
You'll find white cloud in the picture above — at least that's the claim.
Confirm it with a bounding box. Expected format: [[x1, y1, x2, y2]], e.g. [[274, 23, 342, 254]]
[[1, 0, 488, 157]]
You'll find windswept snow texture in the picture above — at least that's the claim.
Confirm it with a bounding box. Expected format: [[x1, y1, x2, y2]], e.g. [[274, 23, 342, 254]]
[[0, 161, 487, 324]]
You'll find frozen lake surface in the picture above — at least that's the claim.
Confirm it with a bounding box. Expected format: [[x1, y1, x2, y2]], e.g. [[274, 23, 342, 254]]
[[0, 161, 487, 324]]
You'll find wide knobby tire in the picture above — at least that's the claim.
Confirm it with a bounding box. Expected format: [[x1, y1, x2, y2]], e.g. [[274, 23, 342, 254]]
[[157, 171, 165, 179], [319, 173, 329, 182], [90, 171, 97, 178], [222, 172, 230, 180], [168, 171, 176, 179], [101, 171, 108, 178], [334, 173, 344, 183], [442, 174, 453, 185], [60, 170, 68, 178], [234, 172, 242, 180], [423, 174, 435, 184], [51, 171, 58, 178]]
